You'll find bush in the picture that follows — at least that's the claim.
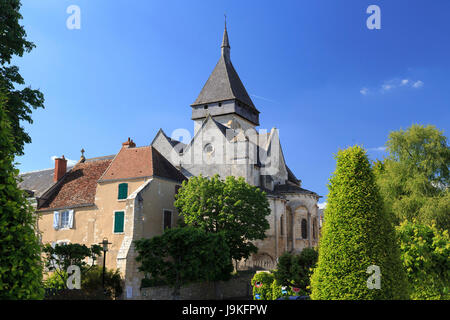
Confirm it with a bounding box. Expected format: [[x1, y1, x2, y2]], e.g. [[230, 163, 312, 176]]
[[82, 266, 123, 299], [251, 272, 274, 300], [43, 266, 123, 300], [43, 271, 66, 290], [310, 146, 409, 300], [273, 249, 318, 295]]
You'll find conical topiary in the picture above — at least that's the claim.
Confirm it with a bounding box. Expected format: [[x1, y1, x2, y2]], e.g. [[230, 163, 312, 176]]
[[310, 146, 409, 299]]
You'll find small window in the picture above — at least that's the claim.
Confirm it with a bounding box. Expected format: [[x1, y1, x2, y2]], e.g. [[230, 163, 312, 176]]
[[280, 216, 284, 235], [313, 219, 317, 240], [60, 211, 70, 228], [163, 210, 172, 230], [218, 102, 222, 107], [118, 183, 128, 200], [301, 219, 308, 239], [204, 105, 208, 109], [114, 211, 125, 233]]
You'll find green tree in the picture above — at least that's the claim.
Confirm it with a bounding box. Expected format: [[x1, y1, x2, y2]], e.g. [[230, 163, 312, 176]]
[[0, 0, 45, 155], [374, 124, 450, 231], [310, 146, 409, 300], [396, 221, 449, 300], [174, 175, 271, 265], [42, 243, 102, 287], [273, 248, 318, 295], [0, 92, 43, 299], [134, 227, 234, 299]]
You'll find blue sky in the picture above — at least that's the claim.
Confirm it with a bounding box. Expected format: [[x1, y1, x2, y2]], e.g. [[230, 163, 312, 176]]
[[15, 0, 450, 204]]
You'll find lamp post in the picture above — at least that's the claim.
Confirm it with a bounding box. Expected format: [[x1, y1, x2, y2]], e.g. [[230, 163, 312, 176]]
[[99, 238, 111, 293]]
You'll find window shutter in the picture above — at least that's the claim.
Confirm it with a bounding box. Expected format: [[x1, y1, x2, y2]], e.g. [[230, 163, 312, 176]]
[[118, 183, 128, 200], [114, 211, 125, 233], [53, 211, 60, 230], [68, 210, 74, 229]]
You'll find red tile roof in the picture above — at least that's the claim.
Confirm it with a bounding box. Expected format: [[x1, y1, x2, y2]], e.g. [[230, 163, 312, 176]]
[[99, 146, 186, 182], [38, 159, 112, 211]]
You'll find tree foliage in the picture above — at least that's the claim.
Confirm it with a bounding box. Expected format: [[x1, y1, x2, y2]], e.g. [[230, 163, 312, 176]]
[[251, 272, 274, 300], [396, 221, 449, 300], [81, 266, 123, 299], [174, 175, 271, 262], [310, 146, 409, 300], [134, 227, 234, 299], [0, 0, 44, 155], [273, 248, 318, 295], [42, 243, 102, 287], [374, 124, 450, 231], [0, 92, 43, 299]]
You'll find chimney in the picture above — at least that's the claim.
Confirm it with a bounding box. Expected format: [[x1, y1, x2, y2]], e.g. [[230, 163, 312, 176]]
[[122, 137, 136, 148], [54, 155, 67, 182]]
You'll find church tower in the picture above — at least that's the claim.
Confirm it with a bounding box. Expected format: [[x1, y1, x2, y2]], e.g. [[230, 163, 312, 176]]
[[191, 22, 260, 134]]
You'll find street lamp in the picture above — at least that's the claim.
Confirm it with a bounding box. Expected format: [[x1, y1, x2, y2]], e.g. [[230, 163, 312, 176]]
[[99, 238, 111, 293]]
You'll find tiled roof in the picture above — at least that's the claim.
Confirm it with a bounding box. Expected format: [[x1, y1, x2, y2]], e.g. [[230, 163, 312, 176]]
[[38, 159, 112, 211], [18, 155, 116, 199], [99, 146, 186, 183]]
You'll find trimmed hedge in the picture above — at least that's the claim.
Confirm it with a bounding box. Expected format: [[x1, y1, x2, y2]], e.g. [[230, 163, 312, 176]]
[[310, 146, 409, 300]]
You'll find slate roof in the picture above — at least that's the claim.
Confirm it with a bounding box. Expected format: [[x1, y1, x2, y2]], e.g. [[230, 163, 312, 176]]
[[99, 146, 186, 183], [191, 27, 258, 112], [38, 159, 112, 211], [274, 184, 319, 197], [286, 166, 300, 185], [18, 167, 69, 198]]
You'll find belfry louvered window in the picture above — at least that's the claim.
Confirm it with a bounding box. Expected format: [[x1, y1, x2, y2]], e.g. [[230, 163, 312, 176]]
[[118, 183, 128, 200]]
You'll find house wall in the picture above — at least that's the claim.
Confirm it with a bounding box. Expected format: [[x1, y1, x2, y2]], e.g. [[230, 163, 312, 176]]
[[38, 178, 148, 273], [117, 176, 182, 299]]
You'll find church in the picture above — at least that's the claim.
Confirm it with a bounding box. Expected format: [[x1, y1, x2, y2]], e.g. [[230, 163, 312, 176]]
[[19, 24, 320, 299]]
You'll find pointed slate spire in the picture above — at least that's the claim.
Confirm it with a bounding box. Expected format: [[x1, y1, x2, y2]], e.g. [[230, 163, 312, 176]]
[[221, 15, 230, 61], [192, 20, 259, 113]]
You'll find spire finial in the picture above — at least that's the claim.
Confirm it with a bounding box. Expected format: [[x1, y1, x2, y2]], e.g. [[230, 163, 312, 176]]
[[221, 15, 230, 61], [79, 148, 86, 163]]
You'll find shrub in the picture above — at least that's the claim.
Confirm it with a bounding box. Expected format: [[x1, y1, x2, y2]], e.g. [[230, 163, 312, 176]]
[[310, 146, 409, 300], [273, 249, 318, 295], [82, 266, 123, 299], [251, 272, 274, 300]]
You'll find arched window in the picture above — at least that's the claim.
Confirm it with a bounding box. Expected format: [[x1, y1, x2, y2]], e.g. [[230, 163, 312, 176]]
[[280, 215, 284, 235], [313, 219, 317, 240], [301, 219, 307, 239]]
